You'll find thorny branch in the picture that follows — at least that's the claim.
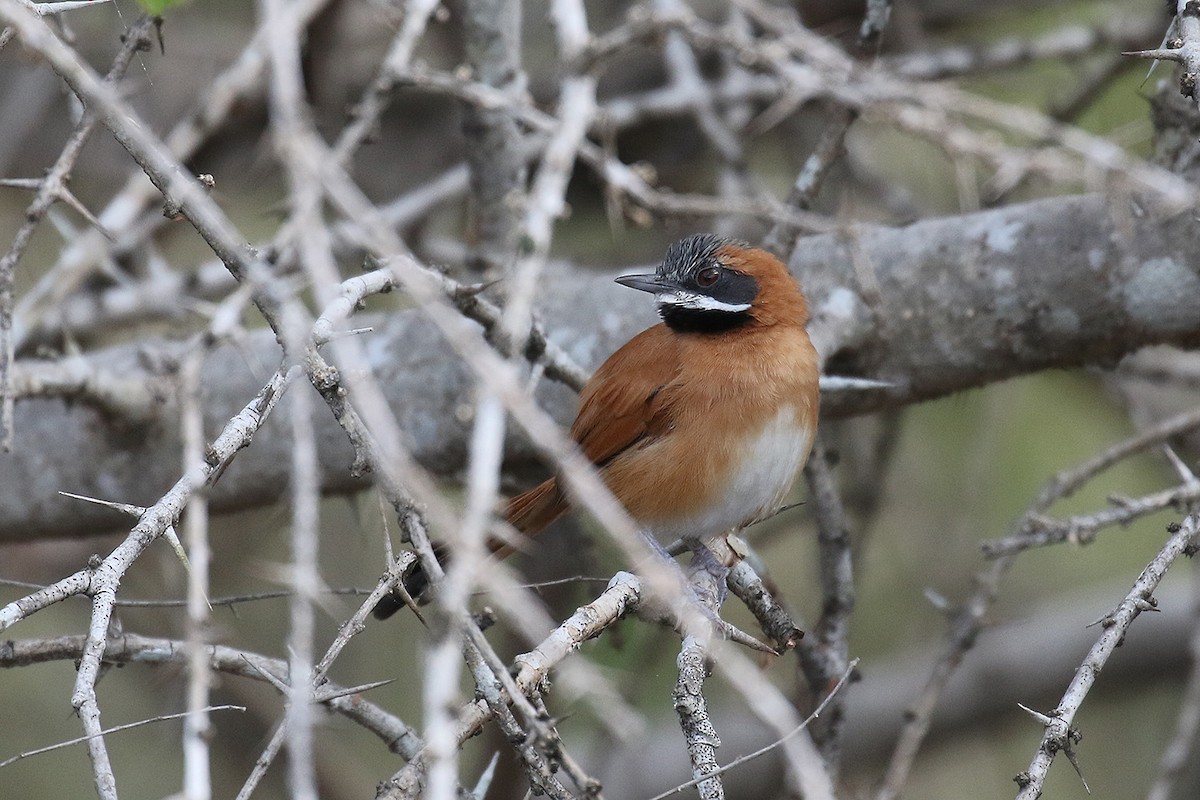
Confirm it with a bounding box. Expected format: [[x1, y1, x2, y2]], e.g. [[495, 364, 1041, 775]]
[[875, 403, 1200, 800], [2, 1, 1200, 799], [0, 14, 155, 449], [1015, 513, 1200, 799]]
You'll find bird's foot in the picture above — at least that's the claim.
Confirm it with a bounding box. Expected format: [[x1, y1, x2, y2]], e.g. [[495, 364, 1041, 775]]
[[639, 535, 777, 654]]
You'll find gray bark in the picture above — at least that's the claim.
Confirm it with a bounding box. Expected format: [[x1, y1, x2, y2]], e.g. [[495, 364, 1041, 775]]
[[2, 191, 1197, 542]]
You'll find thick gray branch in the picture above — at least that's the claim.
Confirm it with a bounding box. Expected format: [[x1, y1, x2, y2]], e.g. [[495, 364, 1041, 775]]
[[459, 0, 527, 274], [1, 192, 1197, 542], [798, 192, 1200, 413]]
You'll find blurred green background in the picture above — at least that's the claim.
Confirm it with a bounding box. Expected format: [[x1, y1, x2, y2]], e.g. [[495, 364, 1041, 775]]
[[1, 0, 1195, 798]]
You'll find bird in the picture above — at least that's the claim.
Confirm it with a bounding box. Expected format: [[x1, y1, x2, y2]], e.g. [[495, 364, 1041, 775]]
[[373, 233, 819, 619]]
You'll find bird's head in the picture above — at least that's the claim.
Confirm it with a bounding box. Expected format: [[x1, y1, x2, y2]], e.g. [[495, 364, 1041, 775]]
[[616, 234, 806, 333]]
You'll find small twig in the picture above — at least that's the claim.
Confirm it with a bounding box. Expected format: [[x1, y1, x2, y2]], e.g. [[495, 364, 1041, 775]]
[[858, 0, 892, 50], [880, 558, 1014, 800], [459, 633, 576, 799], [649, 659, 858, 800], [0, 580, 378, 607], [799, 434, 855, 771], [1146, 557, 1200, 800], [179, 348, 213, 800], [11, 357, 165, 422], [761, 105, 855, 257], [1124, 1, 1200, 113], [282, 350, 320, 800], [379, 572, 642, 798], [892, 16, 1159, 81], [1163, 444, 1200, 486], [877, 406, 1200, 798], [0, 705, 245, 769], [1015, 514, 1200, 797], [725, 556, 804, 652], [234, 552, 416, 800], [57, 491, 145, 517], [984, 482, 1200, 557], [471, 752, 501, 799], [0, 633, 422, 757], [1032, 406, 1200, 512], [980, 406, 1200, 558], [330, 0, 442, 164], [501, 0, 596, 360], [0, 13, 155, 450], [24, 0, 112, 13]]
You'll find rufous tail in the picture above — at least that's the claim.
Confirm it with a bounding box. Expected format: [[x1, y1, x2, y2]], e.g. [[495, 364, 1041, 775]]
[[372, 478, 569, 619], [503, 478, 569, 544]]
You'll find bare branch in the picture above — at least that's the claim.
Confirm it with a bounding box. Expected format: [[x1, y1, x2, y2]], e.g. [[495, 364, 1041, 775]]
[[799, 435, 855, 772], [651, 659, 858, 800], [378, 571, 642, 797], [1015, 513, 1200, 798], [23, 0, 110, 13], [0, 705, 244, 770], [0, 633, 420, 754], [1146, 559, 1200, 800], [459, 0, 527, 274], [4, 189, 1200, 544], [984, 482, 1200, 557], [179, 349, 213, 800], [0, 13, 154, 449], [2, 5, 1199, 797], [1124, 2, 1200, 114], [895, 15, 1159, 80]]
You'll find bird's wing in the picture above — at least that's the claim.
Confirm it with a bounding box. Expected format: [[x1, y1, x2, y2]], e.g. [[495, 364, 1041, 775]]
[[570, 324, 680, 468]]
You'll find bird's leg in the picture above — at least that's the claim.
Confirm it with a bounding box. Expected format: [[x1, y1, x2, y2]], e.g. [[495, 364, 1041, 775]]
[[633, 531, 717, 602], [687, 542, 776, 654], [685, 540, 731, 607], [636, 532, 776, 654]]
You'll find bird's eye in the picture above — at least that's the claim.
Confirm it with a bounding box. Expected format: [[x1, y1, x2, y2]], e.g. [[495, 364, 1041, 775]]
[[696, 267, 720, 287]]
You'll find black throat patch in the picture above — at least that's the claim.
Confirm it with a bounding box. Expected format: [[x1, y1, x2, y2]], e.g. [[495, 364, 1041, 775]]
[[659, 304, 753, 333]]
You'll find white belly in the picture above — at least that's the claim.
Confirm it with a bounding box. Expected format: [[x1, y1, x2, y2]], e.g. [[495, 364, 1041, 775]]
[[649, 407, 813, 542]]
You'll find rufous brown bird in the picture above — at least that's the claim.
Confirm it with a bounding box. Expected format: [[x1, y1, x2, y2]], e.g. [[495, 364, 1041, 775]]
[[373, 233, 819, 619]]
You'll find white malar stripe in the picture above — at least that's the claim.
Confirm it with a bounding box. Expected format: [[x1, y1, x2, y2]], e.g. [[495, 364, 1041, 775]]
[[655, 290, 751, 313]]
